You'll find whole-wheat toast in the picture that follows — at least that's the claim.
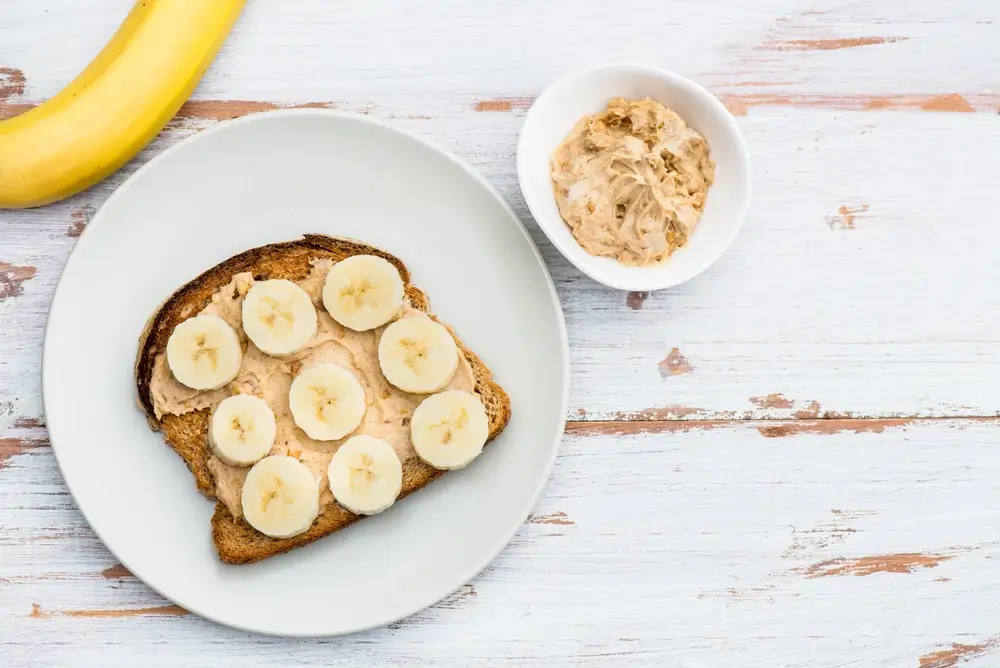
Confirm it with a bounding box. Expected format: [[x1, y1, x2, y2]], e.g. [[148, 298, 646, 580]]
[[135, 234, 511, 564]]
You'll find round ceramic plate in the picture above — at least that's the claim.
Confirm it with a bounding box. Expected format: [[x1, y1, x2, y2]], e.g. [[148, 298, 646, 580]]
[[43, 110, 568, 637]]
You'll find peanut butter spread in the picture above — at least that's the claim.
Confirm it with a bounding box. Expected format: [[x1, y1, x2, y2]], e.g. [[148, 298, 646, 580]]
[[550, 97, 715, 266], [149, 259, 477, 519]]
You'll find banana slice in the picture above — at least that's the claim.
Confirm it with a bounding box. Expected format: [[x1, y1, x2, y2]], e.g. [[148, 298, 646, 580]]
[[328, 435, 403, 515], [410, 390, 489, 470], [241, 455, 320, 539], [166, 314, 243, 390], [377, 317, 459, 394], [322, 255, 405, 332], [241, 279, 318, 356], [208, 394, 277, 467], [289, 364, 367, 441]]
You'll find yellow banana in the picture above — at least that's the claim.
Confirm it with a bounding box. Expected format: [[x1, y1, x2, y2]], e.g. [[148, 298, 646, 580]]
[[0, 0, 246, 209]]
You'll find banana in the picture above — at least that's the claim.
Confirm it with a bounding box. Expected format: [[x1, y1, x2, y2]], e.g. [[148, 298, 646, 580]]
[[241, 279, 318, 356], [289, 364, 367, 441], [0, 0, 246, 208], [240, 455, 320, 539], [208, 394, 276, 467], [322, 255, 405, 332], [377, 318, 459, 394], [166, 315, 243, 390], [410, 391, 489, 470], [327, 435, 403, 515]]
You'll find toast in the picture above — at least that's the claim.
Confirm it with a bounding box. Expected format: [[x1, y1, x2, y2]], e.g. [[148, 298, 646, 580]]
[[135, 234, 511, 564]]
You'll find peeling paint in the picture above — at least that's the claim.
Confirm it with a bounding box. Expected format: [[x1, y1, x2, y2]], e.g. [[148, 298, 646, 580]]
[[826, 204, 869, 230], [0, 101, 32, 120], [919, 636, 1000, 668], [13, 415, 45, 428], [473, 97, 533, 112], [610, 405, 706, 420], [568, 417, 997, 439], [919, 93, 976, 113], [100, 563, 133, 579], [717, 92, 988, 115], [626, 291, 649, 310], [762, 37, 907, 51], [526, 511, 574, 526], [67, 205, 97, 238], [173, 100, 337, 122], [658, 347, 693, 378], [799, 553, 952, 578], [0, 565, 135, 584], [749, 393, 793, 409], [29, 533, 76, 542], [792, 400, 822, 419], [758, 418, 914, 438], [0, 67, 26, 100], [721, 95, 749, 116], [30, 602, 188, 619], [565, 419, 733, 437], [0, 436, 48, 470], [0, 262, 37, 301]]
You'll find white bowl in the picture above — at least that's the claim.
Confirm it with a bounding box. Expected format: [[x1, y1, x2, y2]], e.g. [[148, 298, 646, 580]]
[[517, 64, 752, 291]]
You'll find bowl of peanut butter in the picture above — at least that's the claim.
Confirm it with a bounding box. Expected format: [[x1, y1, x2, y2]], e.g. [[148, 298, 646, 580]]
[[517, 64, 751, 291]]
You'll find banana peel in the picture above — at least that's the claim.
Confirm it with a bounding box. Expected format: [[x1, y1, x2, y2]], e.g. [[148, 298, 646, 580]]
[[0, 0, 246, 209]]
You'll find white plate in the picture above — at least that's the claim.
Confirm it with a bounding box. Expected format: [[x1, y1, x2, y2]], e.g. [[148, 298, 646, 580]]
[[43, 110, 569, 637]]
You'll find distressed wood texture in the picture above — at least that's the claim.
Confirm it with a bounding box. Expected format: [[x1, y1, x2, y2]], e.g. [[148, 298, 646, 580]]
[[2, 0, 1000, 665]]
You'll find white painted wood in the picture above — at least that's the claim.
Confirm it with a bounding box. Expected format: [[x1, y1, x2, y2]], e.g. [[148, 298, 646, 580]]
[[3, 0, 1000, 663], [3, 422, 1000, 666], [6, 102, 1000, 423]]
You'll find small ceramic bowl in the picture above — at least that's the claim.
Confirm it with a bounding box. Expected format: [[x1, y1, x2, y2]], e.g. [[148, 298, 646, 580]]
[[517, 64, 751, 291]]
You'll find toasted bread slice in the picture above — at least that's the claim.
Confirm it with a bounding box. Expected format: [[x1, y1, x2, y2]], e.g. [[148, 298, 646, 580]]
[[135, 234, 511, 564]]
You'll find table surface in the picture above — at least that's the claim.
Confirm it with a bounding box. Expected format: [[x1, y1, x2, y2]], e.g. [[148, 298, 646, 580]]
[[2, 1, 999, 666]]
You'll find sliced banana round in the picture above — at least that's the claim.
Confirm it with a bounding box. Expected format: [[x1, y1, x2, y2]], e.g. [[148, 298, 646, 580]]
[[208, 394, 277, 467], [241, 455, 320, 538], [166, 314, 243, 390], [410, 390, 489, 470], [289, 364, 366, 441], [241, 279, 318, 356], [378, 317, 459, 394], [328, 435, 403, 515], [322, 255, 405, 332]]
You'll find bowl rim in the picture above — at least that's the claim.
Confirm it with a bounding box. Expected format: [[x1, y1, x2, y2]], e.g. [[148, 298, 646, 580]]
[[516, 62, 752, 292]]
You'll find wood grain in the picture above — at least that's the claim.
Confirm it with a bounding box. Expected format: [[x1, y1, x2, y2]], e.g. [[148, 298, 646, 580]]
[[760, 37, 908, 51], [3, 0, 1000, 664], [0, 67, 26, 100], [797, 553, 955, 578], [920, 638, 1000, 668], [3, 420, 1000, 665]]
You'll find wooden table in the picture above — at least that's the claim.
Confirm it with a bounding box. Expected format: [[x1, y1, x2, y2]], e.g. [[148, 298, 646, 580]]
[[3, 1, 999, 665]]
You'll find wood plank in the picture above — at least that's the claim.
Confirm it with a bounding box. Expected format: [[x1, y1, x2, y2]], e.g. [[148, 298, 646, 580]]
[[3, 0, 1000, 662], [4, 106, 1000, 424], [2, 419, 999, 665]]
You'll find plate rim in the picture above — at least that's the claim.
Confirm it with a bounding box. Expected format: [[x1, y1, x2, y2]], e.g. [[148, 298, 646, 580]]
[[41, 109, 570, 637]]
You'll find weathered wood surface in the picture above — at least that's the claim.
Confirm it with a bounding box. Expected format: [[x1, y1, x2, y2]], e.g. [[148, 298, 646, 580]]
[[2, 0, 999, 665]]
